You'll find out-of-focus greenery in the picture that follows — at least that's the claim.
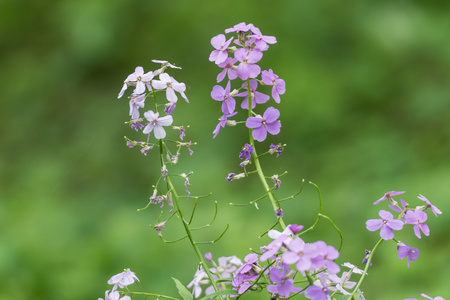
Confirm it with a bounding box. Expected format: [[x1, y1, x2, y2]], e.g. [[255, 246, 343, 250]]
[[1, 0, 449, 299]]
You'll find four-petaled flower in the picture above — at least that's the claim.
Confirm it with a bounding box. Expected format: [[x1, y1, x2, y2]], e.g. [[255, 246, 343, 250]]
[[234, 48, 263, 80], [404, 209, 430, 239], [261, 69, 285, 103], [236, 79, 270, 110], [143, 110, 174, 139], [397, 242, 420, 268], [209, 34, 234, 65], [107, 268, 139, 290], [417, 194, 442, 217], [152, 73, 188, 103], [373, 191, 405, 205], [246, 107, 281, 142], [211, 81, 236, 115], [366, 210, 404, 240]]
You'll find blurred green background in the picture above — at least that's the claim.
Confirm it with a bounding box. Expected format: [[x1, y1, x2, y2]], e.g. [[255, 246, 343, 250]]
[[1, 0, 449, 299]]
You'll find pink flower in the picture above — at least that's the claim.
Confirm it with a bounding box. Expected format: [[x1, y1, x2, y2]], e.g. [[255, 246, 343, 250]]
[[417, 194, 442, 217], [152, 73, 188, 103], [261, 69, 285, 103], [246, 107, 281, 142], [142, 110, 173, 139], [234, 48, 262, 80], [209, 34, 234, 65], [118, 66, 154, 98], [397, 242, 420, 268], [366, 210, 404, 240], [236, 79, 269, 110], [107, 268, 139, 290], [373, 191, 405, 205], [404, 209, 430, 239]]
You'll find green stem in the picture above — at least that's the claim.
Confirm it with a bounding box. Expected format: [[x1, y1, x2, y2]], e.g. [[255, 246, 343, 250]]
[[347, 238, 384, 299], [246, 79, 286, 230], [158, 140, 221, 299], [125, 291, 180, 300]]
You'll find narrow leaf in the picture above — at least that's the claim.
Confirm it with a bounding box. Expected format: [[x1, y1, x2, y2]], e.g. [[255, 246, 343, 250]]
[[172, 277, 193, 300], [198, 289, 238, 300]]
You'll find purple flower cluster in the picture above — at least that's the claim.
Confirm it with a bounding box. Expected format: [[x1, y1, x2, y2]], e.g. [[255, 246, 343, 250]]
[[118, 60, 189, 155], [366, 191, 442, 268], [209, 22, 285, 142]]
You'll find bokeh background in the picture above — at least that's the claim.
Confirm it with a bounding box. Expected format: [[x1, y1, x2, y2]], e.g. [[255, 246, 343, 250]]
[[1, 0, 449, 299]]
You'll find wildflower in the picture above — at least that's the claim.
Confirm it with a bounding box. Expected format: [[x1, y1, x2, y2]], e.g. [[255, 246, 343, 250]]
[[266, 265, 301, 298], [269, 143, 284, 157], [271, 174, 281, 190], [181, 171, 193, 197], [142, 110, 173, 140], [420, 294, 445, 300], [226, 173, 245, 182], [187, 268, 208, 298], [366, 210, 404, 240], [310, 241, 340, 275], [362, 249, 372, 267], [118, 66, 154, 98], [261, 69, 285, 103], [239, 143, 254, 160], [248, 27, 277, 51], [129, 94, 145, 120], [397, 242, 420, 268], [204, 252, 212, 261], [404, 209, 430, 239], [234, 48, 263, 80], [98, 290, 131, 300], [326, 271, 357, 295], [161, 165, 168, 180], [236, 79, 269, 110], [213, 112, 237, 138], [275, 208, 283, 217], [373, 191, 405, 205], [152, 73, 188, 103], [342, 262, 366, 275], [209, 34, 234, 65], [225, 22, 255, 34], [282, 237, 315, 273], [140, 145, 153, 156], [211, 81, 236, 115], [152, 59, 181, 75], [173, 125, 186, 140], [304, 280, 330, 300], [389, 198, 408, 216], [152, 221, 166, 237], [211, 256, 242, 278], [417, 194, 442, 217], [107, 268, 139, 290], [246, 106, 281, 142], [216, 57, 238, 82]]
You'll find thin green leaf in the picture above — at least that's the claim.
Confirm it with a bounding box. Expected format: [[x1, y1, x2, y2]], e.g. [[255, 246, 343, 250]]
[[172, 277, 193, 300]]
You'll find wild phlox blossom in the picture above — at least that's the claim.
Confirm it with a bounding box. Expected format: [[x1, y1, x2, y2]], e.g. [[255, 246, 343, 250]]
[[209, 34, 234, 65], [129, 94, 145, 120], [397, 241, 420, 268], [98, 290, 131, 300], [404, 209, 430, 239], [212, 112, 237, 138], [216, 57, 238, 82], [234, 48, 263, 80], [266, 264, 301, 298], [152, 73, 188, 103], [211, 81, 236, 115], [373, 191, 405, 205], [417, 194, 442, 217]]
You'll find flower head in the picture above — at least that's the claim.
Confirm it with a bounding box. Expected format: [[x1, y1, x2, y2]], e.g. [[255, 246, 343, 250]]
[[404, 209, 430, 239], [236, 79, 269, 110], [246, 107, 281, 142], [366, 210, 404, 240], [261, 69, 285, 103], [397, 242, 420, 268], [152, 73, 188, 103], [211, 81, 236, 115], [118, 66, 154, 98], [234, 48, 262, 80], [418, 194, 442, 217], [373, 191, 405, 205], [209, 34, 234, 65], [143, 110, 173, 139], [266, 265, 301, 298], [107, 268, 139, 290]]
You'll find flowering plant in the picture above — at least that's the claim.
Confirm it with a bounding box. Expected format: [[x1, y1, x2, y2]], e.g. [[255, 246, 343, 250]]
[[98, 23, 445, 300]]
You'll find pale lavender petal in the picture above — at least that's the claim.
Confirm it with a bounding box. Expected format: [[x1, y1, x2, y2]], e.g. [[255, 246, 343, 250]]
[[263, 107, 280, 123], [387, 219, 404, 231], [158, 115, 174, 126], [142, 123, 154, 134], [166, 88, 177, 102], [211, 34, 226, 49], [265, 121, 281, 135], [366, 219, 383, 231], [245, 116, 262, 128], [153, 125, 166, 139], [252, 126, 267, 142], [380, 226, 394, 240]]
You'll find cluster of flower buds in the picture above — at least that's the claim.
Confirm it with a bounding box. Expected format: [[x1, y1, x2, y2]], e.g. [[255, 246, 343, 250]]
[[208, 22, 286, 142]]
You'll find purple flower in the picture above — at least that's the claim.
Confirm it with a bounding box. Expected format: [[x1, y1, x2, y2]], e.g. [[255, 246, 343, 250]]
[[246, 107, 281, 142], [140, 145, 153, 156], [152, 73, 188, 103], [107, 268, 139, 290], [304, 281, 330, 300], [362, 249, 372, 267], [248, 27, 277, 51], [239, 143, 254, 160], [420, 294, 445, 300], [142, 110, 173, 139], [418, 194, 442, 217], [404, 209, 430, 239], [271, 174, 281, 190], [234, 48, 263, 80], [151, 59, 181, 75], [397, 242, 420, 268], [225, 22, 254, 34], [373, 191, 405, 205], [236, 79, 270, 110], [261, 69, 285, 103], [310, 241, 340, 275], [389, 198, 408, 215], [269, 143, 284, 157], [118, 66, 154, 98], [129, 94, 145, 120], [211, 81, 236, 115], [216, 57, 238, 82], [212, 112, 237, 138], [98, 290, 131, 300], [209, 34, 234, 65], [282, 237, 315, 273], [266, 266, 301, 298], [366, 210, 404, 240]]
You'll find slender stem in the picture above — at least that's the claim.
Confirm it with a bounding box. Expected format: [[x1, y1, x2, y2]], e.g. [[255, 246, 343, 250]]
[[246, 79, 286, 230], [348, 238, 384, 299], [158, 140, 221, 298], [125, 291, 180, 300]]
